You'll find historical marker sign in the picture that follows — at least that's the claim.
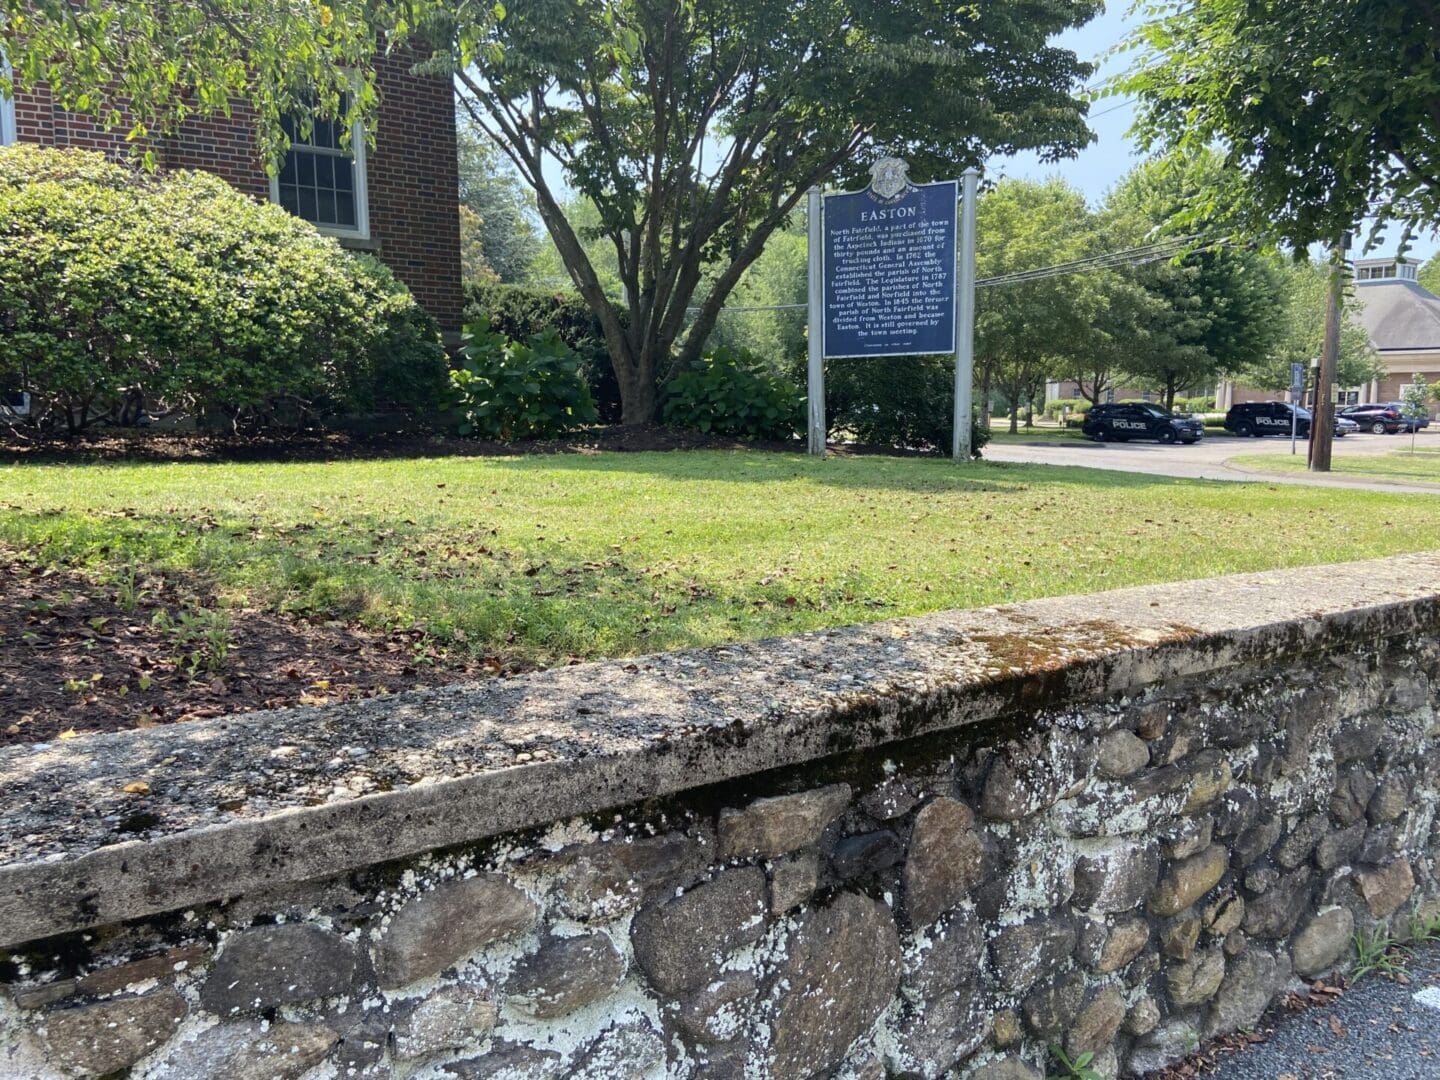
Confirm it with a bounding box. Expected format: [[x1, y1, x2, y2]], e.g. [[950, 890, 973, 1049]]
[[821, 175, 958, 359]]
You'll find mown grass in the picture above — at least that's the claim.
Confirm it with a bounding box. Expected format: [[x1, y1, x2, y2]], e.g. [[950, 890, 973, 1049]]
[[3, 450, 1439, 665], [1230, 447, 1440, 485]]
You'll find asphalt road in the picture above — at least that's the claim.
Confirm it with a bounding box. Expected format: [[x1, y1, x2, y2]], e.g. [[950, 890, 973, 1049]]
[[984, 430, 1440, 495], [1197, 941, 1440, 1080]]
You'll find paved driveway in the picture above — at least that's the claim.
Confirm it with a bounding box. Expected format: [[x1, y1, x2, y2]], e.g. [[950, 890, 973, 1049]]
[[985, 430, 1440, 494], [1190, 942, 1440, 1080]]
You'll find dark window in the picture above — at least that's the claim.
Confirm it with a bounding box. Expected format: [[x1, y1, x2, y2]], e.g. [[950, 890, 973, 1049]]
[[276, 102, 362, 232]]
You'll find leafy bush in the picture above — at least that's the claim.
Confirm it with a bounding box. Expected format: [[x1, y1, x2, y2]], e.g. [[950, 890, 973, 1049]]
[[1173, 395, 1215, 414], [1042, 398, 1090, 421], [662, 348, 803, 439], [0, 145, 447, 431], [825, 354, 991, 456], [463, 281, 621, 422], [448, 319, 598, 440]]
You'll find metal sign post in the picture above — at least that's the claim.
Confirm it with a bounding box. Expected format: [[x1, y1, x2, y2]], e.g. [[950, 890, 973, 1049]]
[[806, 186, 826, 457], [1290, 361, 1306, 455], [953, 167, 979, 461]]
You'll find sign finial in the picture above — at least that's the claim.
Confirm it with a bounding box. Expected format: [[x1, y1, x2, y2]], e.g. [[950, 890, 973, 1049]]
[[868, 157, 911, 201]]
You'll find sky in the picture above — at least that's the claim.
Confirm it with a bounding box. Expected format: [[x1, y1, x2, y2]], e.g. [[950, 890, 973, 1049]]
[[993, 3, 1440, 264]]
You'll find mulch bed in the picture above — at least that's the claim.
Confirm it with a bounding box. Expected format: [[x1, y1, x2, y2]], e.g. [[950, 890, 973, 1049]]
[[0, 424, 806, 464], [0, 554, 522, 747]]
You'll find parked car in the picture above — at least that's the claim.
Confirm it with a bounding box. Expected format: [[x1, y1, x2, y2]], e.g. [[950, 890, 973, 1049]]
[[1334, 415, 1360, 438], [1225, 401, 1311, 437], [1385, 402, 1432, 432], [1338, 403, 1404, 434], [1082, 403, 1205, 444]]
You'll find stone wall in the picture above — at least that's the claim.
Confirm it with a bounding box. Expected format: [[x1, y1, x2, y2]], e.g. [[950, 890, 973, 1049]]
[[2, 554, 1439, 1080]]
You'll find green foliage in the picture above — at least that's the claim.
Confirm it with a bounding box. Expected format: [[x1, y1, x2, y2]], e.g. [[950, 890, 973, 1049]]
[[463, 280, 621, 422], [1239, 259, 1382, 393], [1121, 0, 1440, 248], [1353, 924, 1410, 981], [457, 114, 543, 284], [0, 146, 446, 431], [1420, 254, 1440, 298], [661, 349, 803, 440], [1042, 399, 1090, 421], [826, 355, 991, 457], [448, 318, 598, 441], [1400, 376, 1433, 420], [1047, 1044, 1103, 1080]]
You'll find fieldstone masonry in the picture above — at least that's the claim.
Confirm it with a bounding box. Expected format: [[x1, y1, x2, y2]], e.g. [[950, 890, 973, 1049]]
[[2, 553, 1440, 1079]]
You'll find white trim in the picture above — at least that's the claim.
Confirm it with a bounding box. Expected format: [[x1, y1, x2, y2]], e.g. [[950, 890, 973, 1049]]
[[268, 113, 369, 241], [1, 55, 16, 146]]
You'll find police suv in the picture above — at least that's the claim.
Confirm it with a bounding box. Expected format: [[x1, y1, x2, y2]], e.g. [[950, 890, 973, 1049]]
[[1081, 403, 1205, 444]]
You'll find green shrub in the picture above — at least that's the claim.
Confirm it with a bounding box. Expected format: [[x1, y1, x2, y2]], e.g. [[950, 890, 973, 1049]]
[[448, 319, 598, 440], [662, 348, 803, 439], [1173, 395, 1216, 414], [1042, 398, 1090, 421], [825, 354, 991, 456], [463, 280, 621, 422], [0, 145, 447, 431]]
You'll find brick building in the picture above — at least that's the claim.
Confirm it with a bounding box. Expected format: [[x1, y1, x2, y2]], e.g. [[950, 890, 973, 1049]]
[[1, 56, 463, 338]]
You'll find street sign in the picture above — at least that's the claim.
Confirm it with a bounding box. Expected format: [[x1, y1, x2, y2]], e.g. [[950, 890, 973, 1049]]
[[821, 173, 958, 359], [1290, 361, 1306, 395]]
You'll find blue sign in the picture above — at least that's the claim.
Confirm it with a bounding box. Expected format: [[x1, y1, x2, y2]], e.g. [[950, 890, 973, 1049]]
[[822, 179, 958, 359]]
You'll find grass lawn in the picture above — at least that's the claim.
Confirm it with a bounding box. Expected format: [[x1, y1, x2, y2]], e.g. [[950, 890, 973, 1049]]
[[5, 449, 1440, 671], [1230, 447, 1440, 485]]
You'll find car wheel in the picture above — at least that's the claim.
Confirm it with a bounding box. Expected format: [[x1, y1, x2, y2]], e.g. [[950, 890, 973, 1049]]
[[1371, 421, 1388, 434], [1235, 421, 1253, 437], [1158, 428, 1177, 444]]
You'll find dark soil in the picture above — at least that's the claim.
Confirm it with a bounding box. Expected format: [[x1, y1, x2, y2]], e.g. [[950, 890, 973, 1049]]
[[0, 424, 807, 464], [0, 553, 523, 746]]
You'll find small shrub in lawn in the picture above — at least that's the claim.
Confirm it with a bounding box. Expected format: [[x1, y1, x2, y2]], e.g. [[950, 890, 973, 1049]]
[[463, 281, 621, 422], [662, 348, 804, 439], [448, 319, 598, 441], [825, 353, 991, 456], [0, 145, 447, 432]]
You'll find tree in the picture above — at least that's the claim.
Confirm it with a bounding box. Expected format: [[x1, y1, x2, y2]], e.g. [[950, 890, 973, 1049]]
[[1239, 260, 1383, 393], [1419, 254, 1440, 298], [975, 179, 1103, 432], [1101, 155, 1286, 410], [2, 0, 1102, 424], [1400, 375, 1433, 453], [457, 116, 543, 283], [1121, 0, 1440, 249]]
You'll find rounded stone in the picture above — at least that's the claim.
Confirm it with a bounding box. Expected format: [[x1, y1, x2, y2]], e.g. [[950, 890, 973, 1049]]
[[903, 797, 984, 929], [201, 923, 361, 1016], [717, 784, 850, 860], [42, 988, 187, 1077], [376, 875, 538, 988], [631, 866, 768, 996], [1204, 947, 1287, 1038], [1065, 986, 1126, 1057], [1166, 948, 1225, 1008], [1097, 730, 1150, 779], [765, 892, 902, 1080], [149, 1020, 338, 1080], [506, 933, 625, 1018], [1150, 844, 1228, 917], [393, 984, 497, 1062], [1293, 907, 1355, 977], [1354, 857, 1415, 917]]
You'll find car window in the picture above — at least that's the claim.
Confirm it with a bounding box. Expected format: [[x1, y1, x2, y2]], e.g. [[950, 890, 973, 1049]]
[[1139, 405, 1169, 418]]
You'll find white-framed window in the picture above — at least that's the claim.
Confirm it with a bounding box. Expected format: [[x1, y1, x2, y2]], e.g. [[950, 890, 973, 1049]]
[[269, 101, 369, 240], [1, 54, 17, 146]]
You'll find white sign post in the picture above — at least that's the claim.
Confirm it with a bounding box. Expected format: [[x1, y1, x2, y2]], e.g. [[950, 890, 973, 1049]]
[[952, 167, 980, 461], [1290, 361, 1306, 455], [806, 187, 826, 457]]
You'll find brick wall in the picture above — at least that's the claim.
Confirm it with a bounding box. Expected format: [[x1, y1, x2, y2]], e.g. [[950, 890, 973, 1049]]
[[11, 57, 462, 334]]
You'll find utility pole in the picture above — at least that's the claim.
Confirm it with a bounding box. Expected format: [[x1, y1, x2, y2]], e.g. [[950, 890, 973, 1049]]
[[1310, 235, 1347, 472]]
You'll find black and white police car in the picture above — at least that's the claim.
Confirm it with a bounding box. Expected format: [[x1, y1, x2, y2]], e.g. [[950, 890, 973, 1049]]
[[1224, 401, 1357, 438], [1081, 403, 1205, 444]]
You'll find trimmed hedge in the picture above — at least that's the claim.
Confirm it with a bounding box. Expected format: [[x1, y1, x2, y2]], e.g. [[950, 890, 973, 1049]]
[[0, 145, 447, 432], [462, 281, 621, 423]]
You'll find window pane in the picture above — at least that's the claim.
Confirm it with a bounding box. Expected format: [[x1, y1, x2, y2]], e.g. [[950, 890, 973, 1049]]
[[296, 152, 315, 186], [334, 160, 353, 193], [335, 192, 356, 228], [314, 155, 333, 190], [279, 154, 296, 185], [298, 187, 317, 221], [278, 184, 299, 214], [316, 190, 336, 225]]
